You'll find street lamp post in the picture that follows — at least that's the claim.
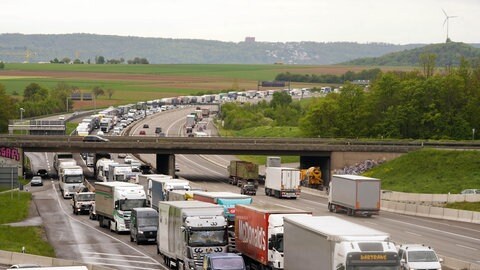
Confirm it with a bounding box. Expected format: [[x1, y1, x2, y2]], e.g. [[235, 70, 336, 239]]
[[19, 108, 25, 135], [473, 128, 476, 141]]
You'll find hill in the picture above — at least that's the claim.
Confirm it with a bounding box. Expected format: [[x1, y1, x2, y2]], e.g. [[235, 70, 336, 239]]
[[0, 33, 424, 65], [345, 42, 480, 66], [364, 149, 480, 194]]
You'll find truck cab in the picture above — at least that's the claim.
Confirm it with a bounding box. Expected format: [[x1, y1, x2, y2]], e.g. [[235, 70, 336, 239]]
[[203, 253, 246, 270], [71, 192, 95, 215]]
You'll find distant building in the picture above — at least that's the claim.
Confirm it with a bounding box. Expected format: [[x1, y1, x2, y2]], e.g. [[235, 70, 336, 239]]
[[245, 37, 256, 43]]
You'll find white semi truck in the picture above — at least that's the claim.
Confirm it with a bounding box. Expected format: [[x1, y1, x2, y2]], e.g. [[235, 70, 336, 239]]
[[95, 182, 147, 233], [59, 164, 84, 199], [95, 158, 117, 182], [328, 174, 381, 217], [283, 216, 400, 270], [142, 174, 190, 209], [108, 163, 133, 182], [264, 167, 301, 199], [157, 201, 228, 270]]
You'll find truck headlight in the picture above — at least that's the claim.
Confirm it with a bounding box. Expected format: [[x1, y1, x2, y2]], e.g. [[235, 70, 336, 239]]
[[138, 231, 143, 234]]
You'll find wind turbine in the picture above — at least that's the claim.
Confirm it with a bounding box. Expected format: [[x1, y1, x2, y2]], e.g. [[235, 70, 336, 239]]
[[442, 9, 457, 42]]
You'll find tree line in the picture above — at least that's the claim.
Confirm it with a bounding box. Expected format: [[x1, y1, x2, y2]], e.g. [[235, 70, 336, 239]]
[[274, 68, 382, 84], [221, 57, 480, 140], [0, 82, 117, 133]]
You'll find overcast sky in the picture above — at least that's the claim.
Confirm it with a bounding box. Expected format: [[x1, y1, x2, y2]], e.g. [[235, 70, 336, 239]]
[[1, 0, 478, 44]]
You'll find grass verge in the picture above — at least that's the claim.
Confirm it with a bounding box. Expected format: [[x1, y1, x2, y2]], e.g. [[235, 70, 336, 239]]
[[445, 201, 480, 212], [0, 191, 55, 257]]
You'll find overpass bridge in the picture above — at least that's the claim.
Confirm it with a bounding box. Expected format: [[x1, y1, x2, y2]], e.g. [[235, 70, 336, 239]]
[[2, 135, 478, 181]]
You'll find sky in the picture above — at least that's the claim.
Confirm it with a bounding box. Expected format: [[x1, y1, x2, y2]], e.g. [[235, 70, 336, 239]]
[[1, 0, 479, 44]]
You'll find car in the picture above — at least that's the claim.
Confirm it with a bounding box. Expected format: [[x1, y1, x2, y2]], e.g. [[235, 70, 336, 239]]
[[155, 127, 162, 134], [139, 130, 146, 135], [460, 189, 480, 195], [397, 244, 443, 270], [118, 153, 127, 158], [36, 169, 48, 179], [58, 115, 65, 120], [143, 124, 149, 128], [82, 135, 109, 142], [96, 130, 105, 136], [124, 155, 134, 164], [30, 176, 43, 186]]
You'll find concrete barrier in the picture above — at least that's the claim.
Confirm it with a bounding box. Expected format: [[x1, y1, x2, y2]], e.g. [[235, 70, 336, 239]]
[[0, 250, 113, 270], [440, 255, 480, 270], [382, 191, 480, 205]]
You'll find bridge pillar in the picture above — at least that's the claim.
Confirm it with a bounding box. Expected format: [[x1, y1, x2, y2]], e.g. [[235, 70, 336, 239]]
[[156, 154, 175, 177], [300, 156, 331, 186]]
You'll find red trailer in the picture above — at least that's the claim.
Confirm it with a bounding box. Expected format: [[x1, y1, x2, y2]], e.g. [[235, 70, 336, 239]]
[[235, 203, 311, 270]]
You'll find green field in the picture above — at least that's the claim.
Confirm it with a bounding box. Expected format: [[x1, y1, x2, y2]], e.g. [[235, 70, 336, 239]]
[[364, 149, 480, 194]]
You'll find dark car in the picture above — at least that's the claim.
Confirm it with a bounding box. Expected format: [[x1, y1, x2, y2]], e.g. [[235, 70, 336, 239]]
[[83, 135, 109, 142], [143, 124, 149, 128], [36, 169, 49, 179], [155, 127, 162, 134], [240, 181, 257, 195], [139, 164, 153, 174]]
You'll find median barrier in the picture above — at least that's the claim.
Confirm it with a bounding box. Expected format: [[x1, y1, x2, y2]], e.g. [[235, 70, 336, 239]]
[[440, 255, 480, 270], [0, 250, 113, 269], [382, 191, 480, 205], [457, 209, 475, 223], [429, 206, 444, 219]]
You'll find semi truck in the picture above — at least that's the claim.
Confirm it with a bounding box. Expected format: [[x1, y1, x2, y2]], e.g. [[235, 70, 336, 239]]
[[108, 163, 133, 182], [95, 182, 147, 233], [235, 204, 311, 270], [186, 114, 196, 128], [95, 158, 116, 182], [227, 160, 259, 187], [283, 216, 400, 270], [53, 152, 74, 175], [259, 156, 281, 182], [142, 174, 190, 209], [59, 164, 84, 199], [157, 201, 228, 270], [328, 174, 381, 217], [71, 191, 95, 215], [193, 191, 253, 252], [264, 167, 301, 199]]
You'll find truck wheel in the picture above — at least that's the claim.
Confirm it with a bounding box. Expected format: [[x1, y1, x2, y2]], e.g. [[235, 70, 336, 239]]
[[130, 235, 134, 242], [328, 203, 333, 212], [347, 208, 353, 216]]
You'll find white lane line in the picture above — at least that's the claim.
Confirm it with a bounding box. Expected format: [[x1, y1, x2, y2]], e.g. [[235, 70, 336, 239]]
[[82, 252, 150, 258], [404, 231, 422, 237], [82, 256, 161, 265], [178, 154, 226, 177], [298, 198, 328, 207], [82, 261, 159, 270], [199, 154, 228, 169], [166, 110, 190, 136], [455, 244, 478, 251], [51, 182, 166, 269], [275, 203, 307, 212], [363, 221, 378, 226], [382, 216, 480, 243]]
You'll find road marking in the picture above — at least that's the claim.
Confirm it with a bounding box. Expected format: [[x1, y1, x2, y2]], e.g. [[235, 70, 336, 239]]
[[82, 252, 151, 258], [455, 244, 478, 251], [82, 261, 160, 270], [275, 203, 307, 212], [51, 183, 167, 269], [82, 256, 161, 264], [363, 221, 378, 226], [178, 154, 226, 177], [382, 217, 480, 243], [199, 154, 228, 169], [298, 198, 328, 207], [405, 231, 422, 237]]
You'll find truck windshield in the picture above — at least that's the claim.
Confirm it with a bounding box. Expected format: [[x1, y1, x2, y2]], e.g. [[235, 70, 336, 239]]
[[77, 194, 94, 201], [188, 229, 226, 247], [65, 175, 83, 183], [119, 199, 145, 211], [211, 257, 245, 269], [115, 175, 126, 181], [138, 216, 158, 227]]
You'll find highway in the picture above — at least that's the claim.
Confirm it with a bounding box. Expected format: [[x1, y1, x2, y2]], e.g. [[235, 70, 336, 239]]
[[24, 105, 480, 269]]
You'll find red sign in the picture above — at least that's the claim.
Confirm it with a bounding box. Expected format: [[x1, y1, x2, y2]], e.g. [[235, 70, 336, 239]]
[[0, 147, 20, 161]]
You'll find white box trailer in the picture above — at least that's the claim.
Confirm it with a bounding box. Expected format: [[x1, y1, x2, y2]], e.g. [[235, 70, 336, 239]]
[[283, 216, 399, 270], [157, 201, 228, 270], [328, 174, 381, 217], [265, 167, 301, 198]]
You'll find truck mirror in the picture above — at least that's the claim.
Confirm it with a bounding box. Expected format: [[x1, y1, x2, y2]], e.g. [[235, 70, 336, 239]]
[[180, 226, 186, 232], [114, 201, 119, 210]]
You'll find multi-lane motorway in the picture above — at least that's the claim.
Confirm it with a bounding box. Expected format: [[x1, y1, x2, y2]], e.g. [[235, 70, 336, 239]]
[[24, 106, 480, 270]]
